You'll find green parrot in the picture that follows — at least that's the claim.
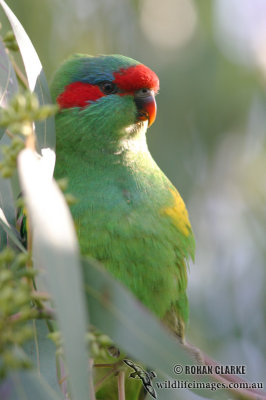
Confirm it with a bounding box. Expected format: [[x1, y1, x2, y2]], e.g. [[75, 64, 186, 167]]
[[51, 54, 195, 399]]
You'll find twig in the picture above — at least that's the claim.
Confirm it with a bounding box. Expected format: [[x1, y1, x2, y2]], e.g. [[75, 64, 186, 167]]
[[183, 342, 266, 400], [203, 353, 266, 399], [94, 363, 119, 368], [58, 375, 67, 385], [25, 128, 36, 151], [94, 368, 118, 392], [11, 58, 28, 89], [117, 371, 125, 400], [32, 290, 52, 301], [94, 360, 123, 391], [59, 357, 69, 398], [9, 306, 55, 322], [89, 359, 96, 400], [4, 129, 15, 139]]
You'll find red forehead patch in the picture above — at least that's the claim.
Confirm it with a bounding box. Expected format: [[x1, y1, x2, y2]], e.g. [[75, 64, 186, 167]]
[[113, 64, 159, 93], [57, 82, 104, 108]]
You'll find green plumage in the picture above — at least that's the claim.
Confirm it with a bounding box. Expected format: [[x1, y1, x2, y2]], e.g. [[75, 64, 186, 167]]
[[51, 54, 195, 398]]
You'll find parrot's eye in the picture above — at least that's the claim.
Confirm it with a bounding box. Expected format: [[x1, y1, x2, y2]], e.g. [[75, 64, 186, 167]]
[[100, 81, 118, 95]]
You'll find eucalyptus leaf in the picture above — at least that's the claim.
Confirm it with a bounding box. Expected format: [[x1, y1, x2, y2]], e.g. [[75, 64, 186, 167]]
[[0, 135, 23, 248], [0, 0, 56, 154], [0, 370, 63, 400], [0, 38, 18, 140], [0, 134, 17, 250], [82, 258, 228, 400], [0, 37, 19, 248], [0, 173, 15, 250], [23, 321, 60, 394], [17, 149, 91, 400], [0, 207, 26, 252]]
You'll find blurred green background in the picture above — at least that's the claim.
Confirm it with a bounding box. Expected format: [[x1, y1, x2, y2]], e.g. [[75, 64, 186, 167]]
[[1, 0, 265, 388]]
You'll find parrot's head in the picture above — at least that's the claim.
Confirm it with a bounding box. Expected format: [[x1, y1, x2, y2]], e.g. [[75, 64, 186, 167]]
[[51, 54, 159, 149]]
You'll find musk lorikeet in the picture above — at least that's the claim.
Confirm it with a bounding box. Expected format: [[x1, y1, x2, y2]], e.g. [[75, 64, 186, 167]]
[[51, 54, 195, 398]]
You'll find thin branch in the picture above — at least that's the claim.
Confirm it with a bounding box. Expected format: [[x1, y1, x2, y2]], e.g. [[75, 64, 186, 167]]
[[94, 363, 119, 368], [95, 368, 118, 392], [184, 342, 266, 400], [89, 359, 96, 400], [117, 371, 125, 400], [32, 290, 52, 301], [202, 353, 266, 400], [4, 129, 15, 139], [11, 58, 28, 89], [59, 357, 69, 399], [9, 306, 55, 322]]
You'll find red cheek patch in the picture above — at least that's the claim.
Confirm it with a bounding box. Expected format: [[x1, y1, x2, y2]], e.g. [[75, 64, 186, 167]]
[[57, 82, 104, 108], [113, 64, 159, 94]]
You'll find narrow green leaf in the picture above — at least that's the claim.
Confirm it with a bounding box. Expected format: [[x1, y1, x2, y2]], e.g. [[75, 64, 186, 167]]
[[0, 208, 26, 252], [0, 174, 15, 250], [0, 0, 56, 153], [0, 134, 23, 249], [0, 37, 19, 248], [23, 321, 60, 394], [0, 39, 18, 107], [0, 38, 19, 140], [0, 370, 63, 400], [0, 135, 16, 250], [17, 149, 91, 400], [82, 258, 228, 400]]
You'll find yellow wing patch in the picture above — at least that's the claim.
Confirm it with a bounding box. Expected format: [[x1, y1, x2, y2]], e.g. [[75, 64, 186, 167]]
[[160, 188, 191, 237]]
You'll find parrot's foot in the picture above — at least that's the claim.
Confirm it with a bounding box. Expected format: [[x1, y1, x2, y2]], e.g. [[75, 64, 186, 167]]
[[181, 340, 205, 365], [163, 307, 205, 364]]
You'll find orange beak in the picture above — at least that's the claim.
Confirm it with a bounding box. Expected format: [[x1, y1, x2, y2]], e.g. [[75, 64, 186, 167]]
[[134, 92, 157, 127]]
